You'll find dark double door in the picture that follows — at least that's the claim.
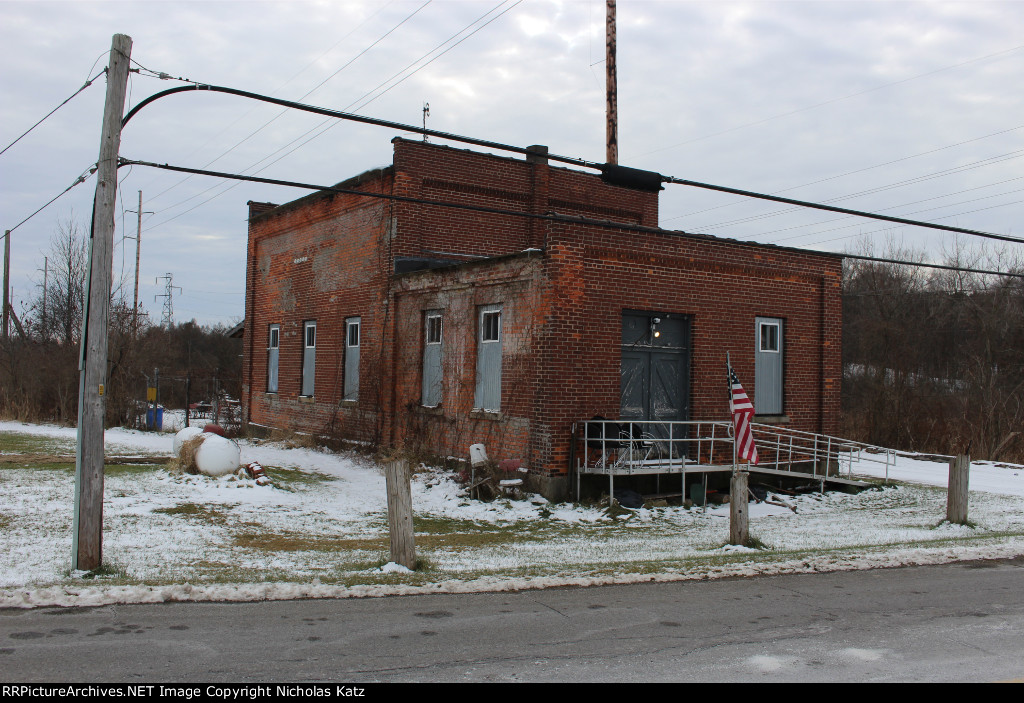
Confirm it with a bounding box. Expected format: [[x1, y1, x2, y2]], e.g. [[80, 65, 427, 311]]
[[620, 313, 690, 434]]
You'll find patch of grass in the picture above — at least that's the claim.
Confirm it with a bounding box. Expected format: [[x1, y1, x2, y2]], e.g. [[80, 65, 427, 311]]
[[261, 465, 337, 491], [268, 429, 319, 450], [413, 516, 511, 534], [0, 461, 75, 472], [153, 503, 232, 525], [744, 534, 771, 550], [0, 431, 75, 455], [105, 463, 162, 476], [603, 502, 639, 519], [69, 561, 129, 581], [233, 532, 387, 553], [933, 517, 980, 530], [416, 531, 524, 550]]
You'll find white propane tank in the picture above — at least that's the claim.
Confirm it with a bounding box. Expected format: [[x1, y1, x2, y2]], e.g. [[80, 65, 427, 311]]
[[173, 426, 203, 456], [193, 433, 241, 477]]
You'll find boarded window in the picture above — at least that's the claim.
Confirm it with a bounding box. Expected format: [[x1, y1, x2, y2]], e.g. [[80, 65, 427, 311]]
[[344, 317, 360, 401], [422, 312, 443, 407], [755, 317, 783, 414], [267, 324, 280, 393], [301, 320, 316, 397], [474, 305, 502, 411]]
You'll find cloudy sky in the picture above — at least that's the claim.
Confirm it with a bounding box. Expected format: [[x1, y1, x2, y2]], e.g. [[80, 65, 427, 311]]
[[2, 0, 1022, 327]]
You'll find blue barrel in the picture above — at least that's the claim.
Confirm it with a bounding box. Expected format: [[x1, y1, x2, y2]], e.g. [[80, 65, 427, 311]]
[[146, 406, 164, 430]]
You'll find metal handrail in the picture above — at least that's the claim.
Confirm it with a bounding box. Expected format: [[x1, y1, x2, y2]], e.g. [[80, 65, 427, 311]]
[[577, 418, 904, 483]]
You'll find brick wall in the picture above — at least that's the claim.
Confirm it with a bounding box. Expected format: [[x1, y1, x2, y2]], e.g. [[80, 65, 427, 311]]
[[390, 252, 544, 467], [528, 224, 843, 476], [243, 169, 394, 441], [241, 139, 841, 487]]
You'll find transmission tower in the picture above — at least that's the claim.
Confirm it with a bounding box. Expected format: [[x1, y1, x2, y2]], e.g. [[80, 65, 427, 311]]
[[154, 272, 181, 328]]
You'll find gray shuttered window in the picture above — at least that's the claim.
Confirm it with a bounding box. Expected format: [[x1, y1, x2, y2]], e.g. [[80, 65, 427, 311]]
[[267, 324, 280, 393], [422, 312, 443, 407], [754, 317, 783, 414], [301, 320, 316, 397], [344, 317, 360, 401], [474, 305, 502, 411]]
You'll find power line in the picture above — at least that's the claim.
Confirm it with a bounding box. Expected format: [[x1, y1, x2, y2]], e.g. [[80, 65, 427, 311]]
[[690, 149, 1024, 232], [639, 43, 1024, 158], [757, 176, 1024, 242], [660, 123, 1024, 225], [799, 198, 1024, 250], [841, 252, 1021, 279], [116, 156, 1024, 280], [349, 0, 523, 112], [661, 174, 1024, 245], [0, 69, 106, 158], [764, 184, 1024, 246], [117, 81, 1021, 247], [136, 1, 524, 234], [4, 164, 98, 238], [140, 1, 427, 206]]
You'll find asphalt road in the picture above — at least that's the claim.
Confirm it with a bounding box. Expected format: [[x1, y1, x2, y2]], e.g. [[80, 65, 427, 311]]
[[2, 557, 1023, 683]]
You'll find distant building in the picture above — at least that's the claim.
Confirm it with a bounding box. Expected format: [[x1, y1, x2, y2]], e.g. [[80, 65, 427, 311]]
[[241, 138, 841, 499]]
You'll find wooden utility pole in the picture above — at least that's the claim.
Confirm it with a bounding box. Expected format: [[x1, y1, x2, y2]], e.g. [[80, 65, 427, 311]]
[[385, 459, 417, 569], [73, 33, 132, 571], [605, 0, 618, 164], [2, 230, 9, 340], [125, 190, 151, 334], [42, 256, 48, 335], [729, 470, 750, 546], [947, 454, 970, 525], [134, 191, 142, 327]]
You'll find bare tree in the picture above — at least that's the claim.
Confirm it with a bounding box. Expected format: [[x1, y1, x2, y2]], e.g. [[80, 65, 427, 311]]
[[842, 235, 1024, 461], [30, 216, 89, 345]]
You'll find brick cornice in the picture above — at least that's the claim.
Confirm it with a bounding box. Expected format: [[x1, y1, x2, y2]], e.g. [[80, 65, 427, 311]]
[[583, 245, 836, 285]]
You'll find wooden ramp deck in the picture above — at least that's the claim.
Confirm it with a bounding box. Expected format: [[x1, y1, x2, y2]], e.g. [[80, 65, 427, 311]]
[[574, 419, 887, 503], [576, 458, 870, 502]]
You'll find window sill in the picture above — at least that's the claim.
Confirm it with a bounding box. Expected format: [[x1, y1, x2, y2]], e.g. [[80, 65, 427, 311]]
[[754, 414, 790, 425], [470, 409, 503, 421], [339, 399, 358, 407], [299, 395, 315, 404], [417, 405, 444, 416]]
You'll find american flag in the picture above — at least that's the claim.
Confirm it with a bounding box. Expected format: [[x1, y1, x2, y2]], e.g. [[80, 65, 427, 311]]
[[729, 365, 759, 465]]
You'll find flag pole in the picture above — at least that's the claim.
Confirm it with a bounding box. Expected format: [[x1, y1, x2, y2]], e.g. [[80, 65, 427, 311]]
[[727, 351, 737, 477]]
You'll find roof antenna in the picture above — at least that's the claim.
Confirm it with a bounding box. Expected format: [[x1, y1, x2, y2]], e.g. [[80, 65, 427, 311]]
[[422, 102, 430, 141]]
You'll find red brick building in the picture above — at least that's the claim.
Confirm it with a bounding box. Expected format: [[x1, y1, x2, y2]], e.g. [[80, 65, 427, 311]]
[[242, 138, 842, 498]]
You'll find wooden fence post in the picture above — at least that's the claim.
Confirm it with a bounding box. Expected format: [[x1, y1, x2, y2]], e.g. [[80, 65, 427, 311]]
[[729, 470, 749, 546], [947, 454, 970, 525], [385, 459, 417, 569]]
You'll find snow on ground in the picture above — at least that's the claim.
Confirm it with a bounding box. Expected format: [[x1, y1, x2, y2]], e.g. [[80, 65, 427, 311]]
[[2, 419, 1024, 609], [851, 451, 1024, 497]]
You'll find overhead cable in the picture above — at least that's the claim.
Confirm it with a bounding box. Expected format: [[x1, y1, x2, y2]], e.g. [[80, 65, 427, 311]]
[[145, 0, 431, 206], [0, 69, 106, 158], [116, 157, 1024, 280], [639, 43, 1024, 158], [841, 252, 1022, 279], [660, 175, 1024, 245], [4, 164, 98, 238], [691, 149, 1024, 232], [662, 123, 1024, 225], [120, 83, 1021, 245], [136, 1, 520, 232]]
